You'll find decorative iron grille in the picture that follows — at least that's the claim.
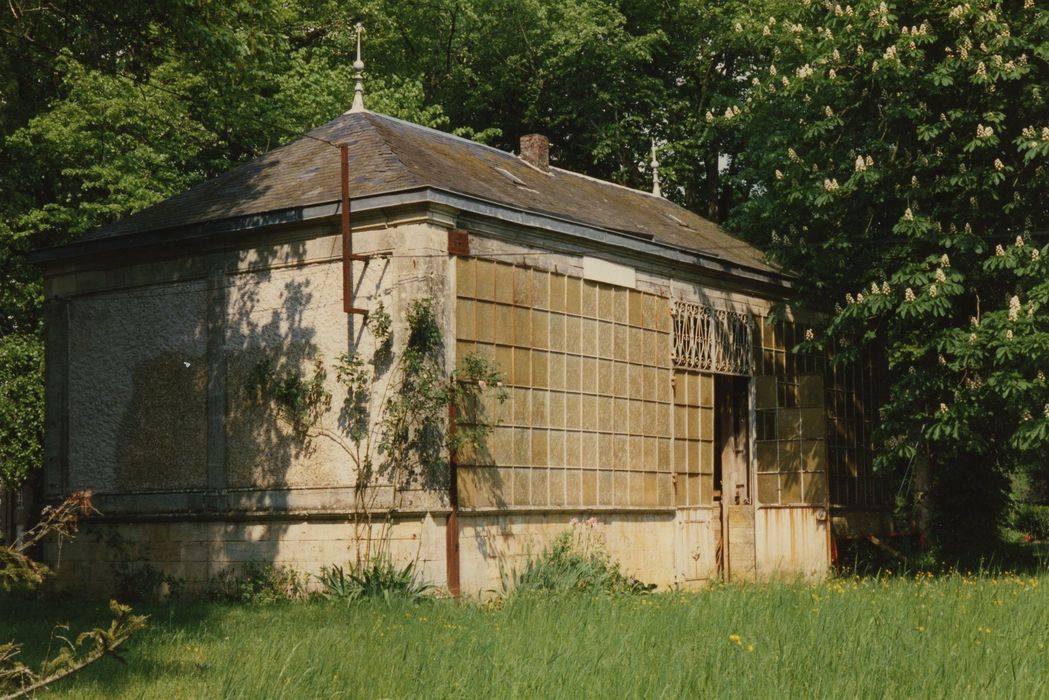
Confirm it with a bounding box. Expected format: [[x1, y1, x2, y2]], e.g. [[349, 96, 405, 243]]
[[671, 301, 754, 375]]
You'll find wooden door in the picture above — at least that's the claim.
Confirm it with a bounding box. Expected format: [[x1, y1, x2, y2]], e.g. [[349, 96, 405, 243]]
[[716, 375, 755, 580]]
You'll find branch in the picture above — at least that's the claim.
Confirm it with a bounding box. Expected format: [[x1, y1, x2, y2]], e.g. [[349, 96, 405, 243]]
[[1, 605, 147, 700]]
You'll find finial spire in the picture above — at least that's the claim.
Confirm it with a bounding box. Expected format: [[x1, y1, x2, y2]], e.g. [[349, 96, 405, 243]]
[[650, 139, 662, 197], [349, 23, 366, 113]]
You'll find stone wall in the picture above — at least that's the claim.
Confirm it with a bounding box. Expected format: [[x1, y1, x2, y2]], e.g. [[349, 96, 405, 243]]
[[45, 515, 448, 595], [50, 220, 454, 507]]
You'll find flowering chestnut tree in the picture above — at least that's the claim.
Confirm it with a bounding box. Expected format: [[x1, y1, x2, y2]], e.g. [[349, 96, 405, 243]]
[[723, 0, 1049, 554]]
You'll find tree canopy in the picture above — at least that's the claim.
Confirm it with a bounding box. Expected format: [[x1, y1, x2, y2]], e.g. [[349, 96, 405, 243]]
[[726, 0, 1049, 553]]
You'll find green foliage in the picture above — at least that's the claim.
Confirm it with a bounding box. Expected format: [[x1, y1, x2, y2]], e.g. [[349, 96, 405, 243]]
[[508, 523, 655, 596], [1, 495, 146, 697], [1, 491, 94, 591], [0, 334, 43, 489], [207, 563, 311, 605], [318, 558, 433, 602], [111, 561, 184, 604], [246, 355, 331, 443], [1012, 504, 1049, 541], [725, 0, 1049, 553], [251, 298, 506, 494], [1, 599, 147, 699]]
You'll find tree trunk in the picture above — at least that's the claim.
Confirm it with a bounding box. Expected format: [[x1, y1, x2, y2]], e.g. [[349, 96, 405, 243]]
[[913, 450, 931, 548]]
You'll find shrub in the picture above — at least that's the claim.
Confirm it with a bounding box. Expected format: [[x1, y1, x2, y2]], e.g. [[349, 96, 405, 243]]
[[208, 563, 310, 604], [112, 562, 184, 603], [318, 558, 432, 602], [1012, 504, 1049, 541], [508, 521, 655, 596]]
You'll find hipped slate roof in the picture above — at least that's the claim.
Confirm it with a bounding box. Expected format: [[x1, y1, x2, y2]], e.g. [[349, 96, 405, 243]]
[[83, 110, 776, 274]]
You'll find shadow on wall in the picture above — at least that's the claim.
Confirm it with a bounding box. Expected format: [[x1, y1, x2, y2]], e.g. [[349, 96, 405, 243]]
[[100, 238, 379, 588]]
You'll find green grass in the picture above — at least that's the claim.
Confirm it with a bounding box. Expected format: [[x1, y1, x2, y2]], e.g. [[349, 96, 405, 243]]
[[3, 572, 1048, 699]]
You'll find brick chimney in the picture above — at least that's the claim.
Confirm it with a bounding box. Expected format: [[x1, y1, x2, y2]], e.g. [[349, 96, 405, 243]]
[[519, 134, 550, 171]]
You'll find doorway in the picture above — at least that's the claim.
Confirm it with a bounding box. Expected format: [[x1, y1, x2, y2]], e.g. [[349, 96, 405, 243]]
[[715, 375, 755, 580]]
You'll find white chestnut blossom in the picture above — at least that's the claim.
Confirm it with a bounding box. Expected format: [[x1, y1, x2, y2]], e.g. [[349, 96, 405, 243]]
[[904, 288, 916, 302], [1009, 295, 1021, 322]]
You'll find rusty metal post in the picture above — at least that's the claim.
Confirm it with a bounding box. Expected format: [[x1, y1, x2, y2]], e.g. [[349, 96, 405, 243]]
[[446, 402, 461, 598], [341, 144, 369, 316]]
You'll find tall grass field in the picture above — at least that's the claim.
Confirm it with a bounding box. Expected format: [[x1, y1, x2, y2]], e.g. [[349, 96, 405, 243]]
[[2, 572, 1047, 698]]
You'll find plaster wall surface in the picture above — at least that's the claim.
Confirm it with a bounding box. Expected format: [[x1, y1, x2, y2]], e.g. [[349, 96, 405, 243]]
[[456, 512, 684, 595], [67, 281, 208, 492], [224, 224, 451, 497]]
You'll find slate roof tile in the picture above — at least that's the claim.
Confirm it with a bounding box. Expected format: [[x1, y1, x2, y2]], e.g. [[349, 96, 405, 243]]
[[85, 111, 775, 273]]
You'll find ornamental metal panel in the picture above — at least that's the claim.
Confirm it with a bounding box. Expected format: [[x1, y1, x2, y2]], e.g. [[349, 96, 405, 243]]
[[671, 301, 754, 376]]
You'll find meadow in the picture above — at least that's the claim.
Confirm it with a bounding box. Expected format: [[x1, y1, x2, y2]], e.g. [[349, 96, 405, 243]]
[[2, 570, 1047, 699]]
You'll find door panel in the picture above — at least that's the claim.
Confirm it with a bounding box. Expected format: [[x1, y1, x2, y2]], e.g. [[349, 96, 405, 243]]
[[716, 375, 755, 581], [753, 373, 831, 579]]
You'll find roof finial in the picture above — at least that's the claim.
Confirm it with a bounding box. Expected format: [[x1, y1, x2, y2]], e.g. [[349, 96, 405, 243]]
[[349, 23, 366, 113], [650, 139, 662, 197]]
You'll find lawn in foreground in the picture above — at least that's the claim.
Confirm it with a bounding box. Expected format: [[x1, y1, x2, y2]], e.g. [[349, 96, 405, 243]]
[[2, 572, 1047, 699]]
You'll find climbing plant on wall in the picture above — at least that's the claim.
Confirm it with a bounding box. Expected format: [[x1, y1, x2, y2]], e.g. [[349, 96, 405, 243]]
[[247, 298, 506, 563]]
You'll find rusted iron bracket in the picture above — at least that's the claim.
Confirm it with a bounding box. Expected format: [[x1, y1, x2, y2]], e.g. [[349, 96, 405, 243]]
[[341, 144, 370, 316], [448, 229, 470, 256], [446, 402, 461, 598]]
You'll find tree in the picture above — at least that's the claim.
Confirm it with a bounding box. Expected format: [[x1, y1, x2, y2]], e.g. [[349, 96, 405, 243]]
[[727, 0, 1049, 557]]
